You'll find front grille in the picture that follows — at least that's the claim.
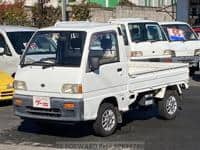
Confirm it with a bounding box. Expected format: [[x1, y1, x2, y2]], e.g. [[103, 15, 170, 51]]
[[0, 91, 13, 97], [26, 106, 62, 117]]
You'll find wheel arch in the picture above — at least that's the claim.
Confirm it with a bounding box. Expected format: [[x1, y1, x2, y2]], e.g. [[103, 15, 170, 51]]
[[154, 85, 182, 99], [100, 96, 119, 108], [97, 96, 122, 123]]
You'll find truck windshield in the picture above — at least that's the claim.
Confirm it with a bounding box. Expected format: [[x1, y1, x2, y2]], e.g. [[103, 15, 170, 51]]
[[161, 24, 198, 41], [7, 32, 34, 55], [128, 23, 166, 43], [21, 31, 86, 68]]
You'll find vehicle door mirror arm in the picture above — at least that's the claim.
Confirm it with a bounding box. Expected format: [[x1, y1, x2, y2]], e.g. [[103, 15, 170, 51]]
[[5, 47, 12, 56]]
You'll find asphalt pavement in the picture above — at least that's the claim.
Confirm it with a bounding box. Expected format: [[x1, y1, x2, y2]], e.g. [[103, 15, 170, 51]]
[[0, 74, 200, 150]]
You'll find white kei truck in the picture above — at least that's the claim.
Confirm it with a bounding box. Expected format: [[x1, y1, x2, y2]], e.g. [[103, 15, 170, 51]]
[[110, 19, 200, 75], [160, 21, 200, 75], [0, 26, 37, 76], [13, 22, 189, 137], [109, 18, 171, 60]]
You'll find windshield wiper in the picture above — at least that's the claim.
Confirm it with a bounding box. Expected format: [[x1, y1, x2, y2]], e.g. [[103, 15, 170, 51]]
[[21, 61, 55, 69], [42, 63, 56, 69], [146, 39, 157, 43]]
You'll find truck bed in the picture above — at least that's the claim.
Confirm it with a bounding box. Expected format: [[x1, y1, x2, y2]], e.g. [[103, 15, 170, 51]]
[[128, 62, 189, 95]]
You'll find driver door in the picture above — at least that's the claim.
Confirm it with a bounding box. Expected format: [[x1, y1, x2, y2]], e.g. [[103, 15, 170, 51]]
[[83, 31, 127, 99]]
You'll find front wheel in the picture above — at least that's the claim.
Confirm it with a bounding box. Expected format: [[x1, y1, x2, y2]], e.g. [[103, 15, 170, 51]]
[[93, 103, 118, 137], [158, 90, 180, 120]]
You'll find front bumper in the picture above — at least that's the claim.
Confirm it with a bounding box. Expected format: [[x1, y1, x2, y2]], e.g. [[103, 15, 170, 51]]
[[14, 94, 84, 122], [0, 88, 14, 101], [172, 56, 200, 68]]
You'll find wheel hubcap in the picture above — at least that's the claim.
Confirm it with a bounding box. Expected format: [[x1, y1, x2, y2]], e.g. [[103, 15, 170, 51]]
[[166, 96, 177, 115], [102, 109, 116, 131]]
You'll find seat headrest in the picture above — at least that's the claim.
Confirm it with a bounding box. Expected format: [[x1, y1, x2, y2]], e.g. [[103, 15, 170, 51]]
[[100, 38, 112, 50], [71, 38, 82, 49]]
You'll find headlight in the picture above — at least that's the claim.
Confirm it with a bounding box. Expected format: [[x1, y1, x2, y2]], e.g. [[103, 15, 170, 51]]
[[61, 84, 83, 94], [129, 51, 143, 57], [13, 80, 27, 91], [163, 50, 176, 57], [194, 49, 200, 56], [7, 83, 13, 89]]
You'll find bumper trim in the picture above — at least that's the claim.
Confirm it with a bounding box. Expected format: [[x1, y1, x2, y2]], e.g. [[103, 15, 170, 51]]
[[14, 94, 84, 122]]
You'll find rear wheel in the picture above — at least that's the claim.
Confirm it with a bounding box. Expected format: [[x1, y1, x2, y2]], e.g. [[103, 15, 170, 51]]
[[93, 103, 118, 137], [189, 67, 196, 76], [158, 90, 180, 120]]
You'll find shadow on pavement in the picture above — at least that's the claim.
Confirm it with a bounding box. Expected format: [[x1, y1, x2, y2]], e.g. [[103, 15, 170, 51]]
[[0, 100, 12, 107], [18, 119, 94, 138], [122, 105, 159, 126], [192, 73, 200, 82], [17, 105, 159, 138]]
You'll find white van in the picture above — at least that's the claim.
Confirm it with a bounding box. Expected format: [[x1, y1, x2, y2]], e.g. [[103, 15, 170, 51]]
[[160, 22, 200, 75], [0, 26, 37, 76], [109, 18, 171, 60]]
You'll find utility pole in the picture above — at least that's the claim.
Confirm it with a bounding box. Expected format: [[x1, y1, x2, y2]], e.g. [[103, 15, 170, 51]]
[[62, 0, 67, 21]]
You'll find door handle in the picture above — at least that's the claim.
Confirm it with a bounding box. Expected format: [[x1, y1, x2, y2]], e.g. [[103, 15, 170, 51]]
[[117, 68, 122, 72]]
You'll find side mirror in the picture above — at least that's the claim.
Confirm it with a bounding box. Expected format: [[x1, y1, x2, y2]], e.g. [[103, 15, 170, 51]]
[[90, 57, 100, 71], [0, 47, 4, 56]]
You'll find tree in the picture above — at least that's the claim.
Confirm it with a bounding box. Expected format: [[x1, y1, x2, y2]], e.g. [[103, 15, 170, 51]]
[[31, 3, 61, 28], [0, 1, 30, 25], [118, 0, 136, 7]]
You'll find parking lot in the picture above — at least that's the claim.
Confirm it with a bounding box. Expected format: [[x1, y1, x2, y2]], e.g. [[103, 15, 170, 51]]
[[0, 74, 200, 150]]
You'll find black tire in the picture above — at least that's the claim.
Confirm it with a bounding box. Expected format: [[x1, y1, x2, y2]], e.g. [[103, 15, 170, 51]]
[[93, 103, 118, 137], [158, 90, 180, 120], [189, 67, 196, 76]]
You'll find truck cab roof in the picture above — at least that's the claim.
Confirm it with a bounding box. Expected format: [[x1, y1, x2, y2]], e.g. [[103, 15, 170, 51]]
[[39, 21, 118, 32], [0, 25, 37, 32], [159, 21, 189, 25], [109, 18, 157, 24]]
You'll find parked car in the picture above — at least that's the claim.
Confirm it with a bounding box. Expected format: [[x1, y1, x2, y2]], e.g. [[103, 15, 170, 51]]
[[0, 25, 37, 76], [13, 22, 189, 136], [109, 18, 171, 61], [160, 22, 200, 75], [193, 26, 200, 37], [0, 71, 14, 101]]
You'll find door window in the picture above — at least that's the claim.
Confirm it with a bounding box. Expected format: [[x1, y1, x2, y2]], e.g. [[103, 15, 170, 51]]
[[146, 24, 164, 41], [88, 31, 119, 66], [128, 23, 166, 42]]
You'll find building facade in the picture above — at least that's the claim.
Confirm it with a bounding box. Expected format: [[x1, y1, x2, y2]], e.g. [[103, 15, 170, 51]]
[[87, 0, 176, 8], [1, 0, 177, 8], [176, 0, 200, 25], [130, 0, 176, 7]]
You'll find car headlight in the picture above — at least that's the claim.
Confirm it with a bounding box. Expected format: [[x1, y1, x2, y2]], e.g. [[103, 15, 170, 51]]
[[163, 50, 176, 57], [61, 84, 83, 94], [7, 83, 13, 89], [129, 51, 143, 57], [194, 49, 200, 56], [13, 80, 27, 91]]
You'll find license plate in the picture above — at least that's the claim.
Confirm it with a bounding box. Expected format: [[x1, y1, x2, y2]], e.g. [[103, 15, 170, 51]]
[[33, 96, 50, 109]]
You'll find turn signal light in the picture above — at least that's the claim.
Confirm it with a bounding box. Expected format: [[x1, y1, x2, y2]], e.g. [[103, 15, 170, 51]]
[[15, 99, 23, 106], [64, 102, 75, 109], [129, 51, 143, 57], [163, 58, 172, 63]]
